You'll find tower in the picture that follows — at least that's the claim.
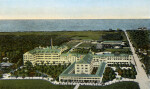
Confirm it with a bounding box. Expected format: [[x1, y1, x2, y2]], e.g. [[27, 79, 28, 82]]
[[51, 38, 53, 49]]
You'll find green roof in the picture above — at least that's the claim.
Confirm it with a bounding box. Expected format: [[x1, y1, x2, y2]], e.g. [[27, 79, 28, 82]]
[[60, 45, 68, 49], [76, 54, 93, 64], [70, 53, 85, 58], [60, 53, 69, 57], [29, 46, 61, 54], [96, 62, 106, 76], [59, 62, 76, 76], [60, 53, 84, 58], [59, 62, 106, 78], [103, 41, 122, 43], [93, 54, 129, 57], [103, 41, 122, 42]]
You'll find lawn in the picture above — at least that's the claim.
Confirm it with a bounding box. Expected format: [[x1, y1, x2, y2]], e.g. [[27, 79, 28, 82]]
[[64, 41, 80, 48], [78, 43, 93, 47], [0, 80, 74, 89], [79, 81, 140, 89], [0, 80, 140, 89]]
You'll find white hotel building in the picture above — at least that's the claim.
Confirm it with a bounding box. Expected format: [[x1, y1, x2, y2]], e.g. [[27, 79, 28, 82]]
[[23, 40, 133, 83], [59, 53, 133, 83]]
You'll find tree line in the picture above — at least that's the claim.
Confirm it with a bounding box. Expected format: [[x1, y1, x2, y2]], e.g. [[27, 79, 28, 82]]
[[127, 30, 150, 74], [127, 30, 149, 50]]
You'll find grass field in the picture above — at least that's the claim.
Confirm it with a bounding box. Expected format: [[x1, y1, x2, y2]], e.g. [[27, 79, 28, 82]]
[[63, 41, 80, 48], [0, 31, 121, 40], [0, 80, 139, 89], [78, 43, 93, 47], [0, 80, 74, 89]]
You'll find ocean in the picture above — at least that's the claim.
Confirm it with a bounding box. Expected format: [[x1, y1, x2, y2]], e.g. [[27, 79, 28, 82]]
[[0, 19, 150, 32]]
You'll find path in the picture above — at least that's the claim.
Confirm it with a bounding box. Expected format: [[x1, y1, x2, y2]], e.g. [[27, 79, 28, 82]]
[[74, 84, 80, 89], [69, 42, 83, 52], [125, 31, 150, 89]]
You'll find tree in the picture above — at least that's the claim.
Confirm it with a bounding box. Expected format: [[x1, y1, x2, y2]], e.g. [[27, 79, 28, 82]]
[[126, 70, 130, 75], [102, 78, 106, 83], [0, 70, 3, 78], [46, 61, 49, 65], [22, 74, 25, 79], [41, 61, 44, 66], [29, 72, 35, 78], [102, 67, 116, 83], [123, 69, 126, 75], [25, 61, 33, 70], [14, 71, 18, 76], [0, 74, 2, 78], [131, 75, 135, 79], [118, 69, 123, 76], [15, 75, 18, 79], [117, 28, 120, 31], [109, 74, 112, 80]]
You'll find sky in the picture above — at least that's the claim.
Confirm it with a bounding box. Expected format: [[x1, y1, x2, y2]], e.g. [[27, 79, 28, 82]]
[[0, 0, 150, 19]]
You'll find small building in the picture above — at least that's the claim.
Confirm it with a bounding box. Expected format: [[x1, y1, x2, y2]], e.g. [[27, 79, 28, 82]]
[[114, 45, 121, 49], [0, 62, 13, 68], [101, 41, 125, 45], [138, 27, 147, 30], [3, 57, 9, 61], [95, 52, 111, 55], [96, 43, 103, 49], [91, 40, 98, 44]]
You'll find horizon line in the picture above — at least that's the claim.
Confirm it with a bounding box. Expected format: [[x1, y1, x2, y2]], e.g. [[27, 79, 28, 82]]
[[0, 18, 150, 20]]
